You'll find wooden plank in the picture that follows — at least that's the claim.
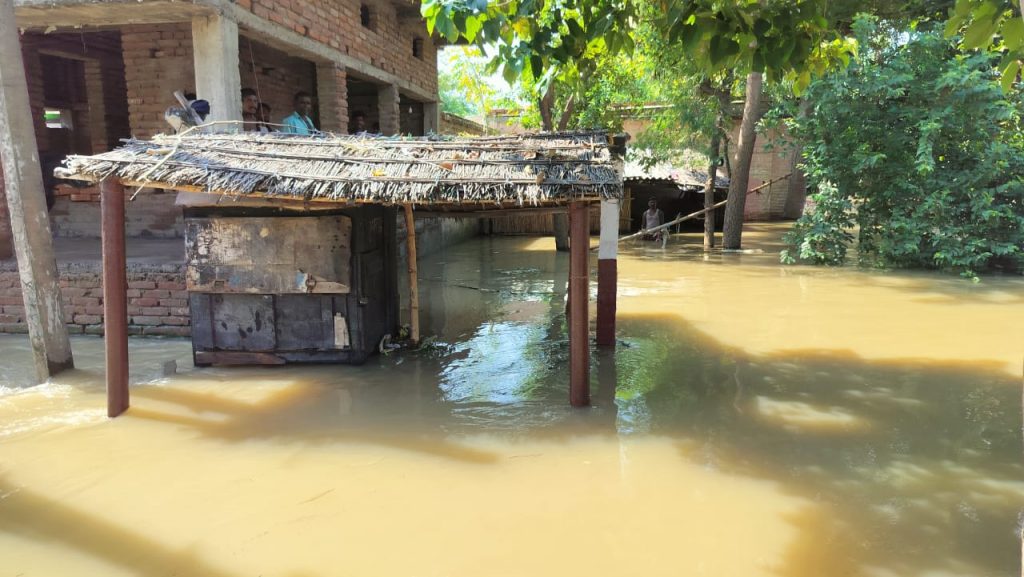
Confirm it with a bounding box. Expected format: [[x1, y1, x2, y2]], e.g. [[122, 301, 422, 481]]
[[185, 215, 352, 294], [209, 294, 276, 351], [404, 203, 420, 345], [194, 351, 286, 366]]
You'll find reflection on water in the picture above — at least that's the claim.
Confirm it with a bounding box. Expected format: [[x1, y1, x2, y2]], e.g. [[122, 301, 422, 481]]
[[1, 223, 1021, 576]]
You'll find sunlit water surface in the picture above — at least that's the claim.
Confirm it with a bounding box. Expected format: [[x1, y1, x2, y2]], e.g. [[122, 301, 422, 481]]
[[1, 223, 1022, 577]]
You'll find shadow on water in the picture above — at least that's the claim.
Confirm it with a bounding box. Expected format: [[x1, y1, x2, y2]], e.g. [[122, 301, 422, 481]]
[[610, 313, 1023, 577], [0, 475, 314, 577]]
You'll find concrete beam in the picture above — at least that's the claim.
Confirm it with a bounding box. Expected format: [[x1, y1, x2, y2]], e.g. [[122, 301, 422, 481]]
[[423, 101, 439, 135], [378, 83, 400, 136], [224, 1, 436, 102], [14, 0, 210, 28], [192, 13, 241, 127]]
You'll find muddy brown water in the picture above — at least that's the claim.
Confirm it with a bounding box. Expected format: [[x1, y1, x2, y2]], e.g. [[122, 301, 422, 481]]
[[1, 223, 1022, 576]]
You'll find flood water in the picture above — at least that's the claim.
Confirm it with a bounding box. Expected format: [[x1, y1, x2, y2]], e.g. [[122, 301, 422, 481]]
[[1, 223, 1022, 576]]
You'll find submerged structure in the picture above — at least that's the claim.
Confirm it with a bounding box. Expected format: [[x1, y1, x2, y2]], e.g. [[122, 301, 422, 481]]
[[58, 130, 625, 415]]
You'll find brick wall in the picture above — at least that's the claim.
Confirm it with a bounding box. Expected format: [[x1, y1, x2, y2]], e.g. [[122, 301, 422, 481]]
[[734, 124, 796, 221], [122, 23, 196, 141], [49, 187, 183, 239], [242, 0, 438, 96], [0, 266, 190, 337], [317, 63, 349, 133], [239, 36, 317, 126]]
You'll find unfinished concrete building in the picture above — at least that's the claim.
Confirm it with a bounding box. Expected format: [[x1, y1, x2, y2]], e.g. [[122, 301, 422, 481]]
[[0, 0, 473, 337]]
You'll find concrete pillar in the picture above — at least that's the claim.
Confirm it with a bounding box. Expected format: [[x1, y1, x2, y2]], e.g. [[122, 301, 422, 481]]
[[83, 60, 108, 154], [0, 0, 74, 380], [596, 198, 618, 347], [192, 14, 242, 128], [423, 101, 440, 134], [316, 63, 348, 134], [378, 83, 400, 136], [0, 167, 11, 260]]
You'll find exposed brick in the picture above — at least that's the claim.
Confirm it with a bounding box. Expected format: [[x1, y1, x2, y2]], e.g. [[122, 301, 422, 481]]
[[161, 316, 190, 326], [131, 297, 160, 307], [130, 316, 165, 326], [142, 306, 169, 316], [128, 281, 156, 290], [74, 314, 102, 325]]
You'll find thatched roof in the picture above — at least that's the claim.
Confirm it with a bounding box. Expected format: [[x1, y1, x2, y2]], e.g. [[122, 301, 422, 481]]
[[624, 154, 729, 190], [57, 131, 622, 208]]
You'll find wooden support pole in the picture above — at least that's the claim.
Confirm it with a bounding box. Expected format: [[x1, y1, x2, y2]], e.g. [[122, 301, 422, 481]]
[[596, 198, 618, 347], [403, 203, 420, 346], [0, 0, 73, 382], [101, 179, 129, 418], [568, 201, 590, 407]]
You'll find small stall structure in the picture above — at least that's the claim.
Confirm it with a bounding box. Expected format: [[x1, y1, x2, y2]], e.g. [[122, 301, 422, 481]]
[[623, 155, 730, 233], [58, 131, 624, 416]]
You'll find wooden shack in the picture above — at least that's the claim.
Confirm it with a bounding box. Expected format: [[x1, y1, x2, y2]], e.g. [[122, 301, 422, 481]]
[[182, 204, 397, 366], [58, 130, 624, 415]]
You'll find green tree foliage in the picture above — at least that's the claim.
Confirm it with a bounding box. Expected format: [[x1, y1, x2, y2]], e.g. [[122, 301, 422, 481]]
[[782, 17, 1024, 276], [945, 0, 1024, 91], [437, 47, 525, 118]]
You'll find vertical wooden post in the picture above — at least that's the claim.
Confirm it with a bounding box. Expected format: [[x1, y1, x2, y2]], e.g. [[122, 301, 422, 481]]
[[0, 0, 73, 382], [101, 179, 128, 417], [568, 201, 590, 407], [403, 203, 420, 345], [596, 198, 618, 347]]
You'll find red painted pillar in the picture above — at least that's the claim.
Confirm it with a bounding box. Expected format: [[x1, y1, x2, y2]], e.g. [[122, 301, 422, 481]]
[[101, 178, 129, 417], [568, 201, 590, 407], [596, 199, 618, 347]]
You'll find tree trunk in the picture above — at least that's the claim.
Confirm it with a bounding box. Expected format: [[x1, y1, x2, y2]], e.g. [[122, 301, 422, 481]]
[[539, 83, 555, 132], [722, 72, 764, 250], [540, 84, 569, 250], [703, 128, 722, 250], [556, 93, 576, 131], [0, 0, 74, 381]]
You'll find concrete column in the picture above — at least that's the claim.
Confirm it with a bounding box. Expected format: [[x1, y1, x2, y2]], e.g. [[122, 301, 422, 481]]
[[0, 0, 74, 380], [596, 198, 618, 347], [377, 83, 400, 136], [316, 63, 348, 134], [83, 60, 108, 154], [423, 101, 440, 134], [192, 14, 242, 128]]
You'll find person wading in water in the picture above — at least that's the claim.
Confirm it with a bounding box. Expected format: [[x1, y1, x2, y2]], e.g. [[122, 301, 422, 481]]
[[642, 198, 665, 242]]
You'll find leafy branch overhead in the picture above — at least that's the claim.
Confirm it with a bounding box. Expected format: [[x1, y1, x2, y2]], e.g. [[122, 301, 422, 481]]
[[945, 0, 1024, 91], [423, 0, 857, 95]]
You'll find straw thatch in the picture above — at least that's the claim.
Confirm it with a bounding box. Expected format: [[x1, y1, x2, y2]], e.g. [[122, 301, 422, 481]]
[[624, 153, 729, 190], [57, 131, 622, 208]]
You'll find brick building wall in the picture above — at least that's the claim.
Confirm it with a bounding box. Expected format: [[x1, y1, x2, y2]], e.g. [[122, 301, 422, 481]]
[[0, 265, 189, 337], [122, 23, 196, 141], [49, 184, 183, 238], [736, 125, 797, 221], [241, 0, 438, 96]]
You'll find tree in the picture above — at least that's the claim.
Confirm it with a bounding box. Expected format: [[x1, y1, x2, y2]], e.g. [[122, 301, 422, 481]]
[[945, 0, 1024, 92], [781, 17, 1024, 277], [422, 0, 856, 248]]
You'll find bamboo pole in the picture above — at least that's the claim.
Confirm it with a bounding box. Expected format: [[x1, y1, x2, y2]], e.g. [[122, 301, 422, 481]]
[[0, 0, 73, 382], [614, 173, 792, 245], [403, 204, 420, 345], [101, 179, 129, 417]]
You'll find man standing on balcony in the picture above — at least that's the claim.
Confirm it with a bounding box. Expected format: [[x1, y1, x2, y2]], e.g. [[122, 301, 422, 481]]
[[281, 91, 316, 135]]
